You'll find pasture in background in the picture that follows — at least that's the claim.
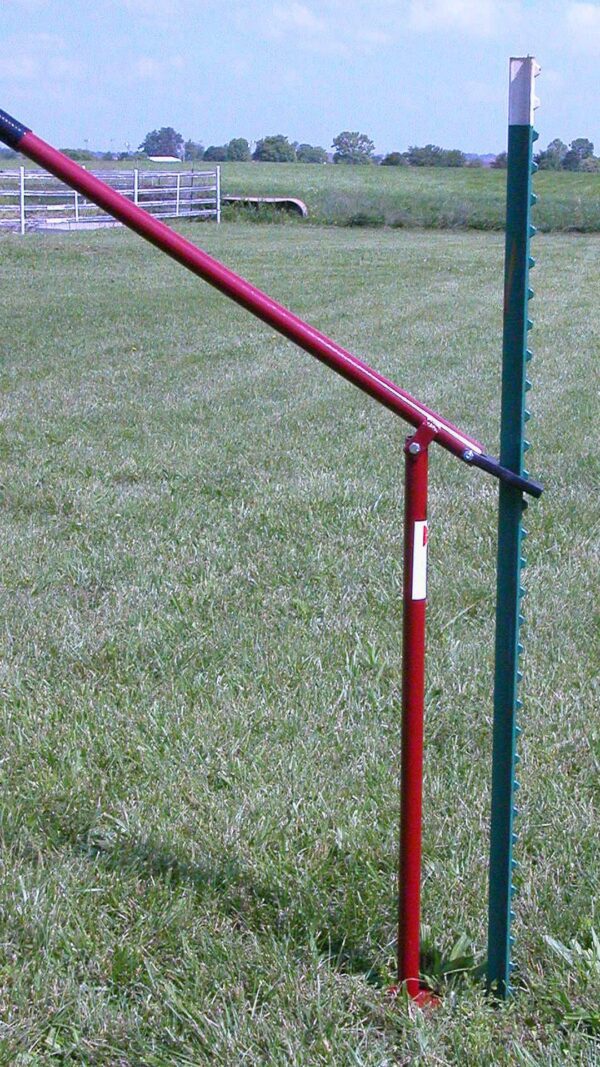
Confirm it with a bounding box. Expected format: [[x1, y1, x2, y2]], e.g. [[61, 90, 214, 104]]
[[218, 162, 600, 231], [2, 157, 600, 230]]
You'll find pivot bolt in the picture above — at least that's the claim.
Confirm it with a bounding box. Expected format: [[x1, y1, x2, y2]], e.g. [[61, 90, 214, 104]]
[[463, 449, 475, 462], [408, 441, 421, 455]]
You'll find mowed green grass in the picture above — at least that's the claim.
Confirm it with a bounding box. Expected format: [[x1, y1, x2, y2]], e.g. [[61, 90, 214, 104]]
[[0, 222, 598, 1064]]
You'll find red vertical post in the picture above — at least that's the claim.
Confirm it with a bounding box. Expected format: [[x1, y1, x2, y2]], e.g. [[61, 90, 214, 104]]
[[398, 422, 436, 1000]]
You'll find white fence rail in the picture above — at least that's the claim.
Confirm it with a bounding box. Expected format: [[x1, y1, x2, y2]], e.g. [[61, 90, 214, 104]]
[[0, 166, 221, 233]]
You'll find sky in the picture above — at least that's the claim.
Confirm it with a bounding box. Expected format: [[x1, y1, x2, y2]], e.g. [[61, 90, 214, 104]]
[[1, 0, 599, 155]]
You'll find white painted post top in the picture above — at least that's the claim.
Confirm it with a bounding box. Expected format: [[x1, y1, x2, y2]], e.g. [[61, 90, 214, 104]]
[[509, 56, 541, 126]]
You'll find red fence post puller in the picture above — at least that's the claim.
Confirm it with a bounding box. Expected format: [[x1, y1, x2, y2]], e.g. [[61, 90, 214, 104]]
[[398, 421, 438, 1003], [0, 60, 542, 1001]]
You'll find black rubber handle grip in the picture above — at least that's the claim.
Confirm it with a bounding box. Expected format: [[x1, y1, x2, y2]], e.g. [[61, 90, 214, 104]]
[[0, 108, 30, 150], [464, 450, 543, 498]]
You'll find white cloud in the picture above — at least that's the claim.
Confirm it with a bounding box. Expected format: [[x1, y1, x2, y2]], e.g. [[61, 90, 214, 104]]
[[122, 0, 182, 15], [13, 31, 66, 51], [132, 57, 163, 79], [259, 1, 391, 54], [0, 34, 86, 83], [4, 0, 49, 7], [48, 56, 86, 78], [566, 2, 600, 52], [271, 2, 326, 33], [408, 0, 509, 36], [131, 55, 185, 80], [264, 0, 530, 43], [358, 27, 390, 46], [0, 54, 39, 80]]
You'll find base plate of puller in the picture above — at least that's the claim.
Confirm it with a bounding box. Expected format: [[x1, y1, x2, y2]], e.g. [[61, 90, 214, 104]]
[[387, 985, 441, 1009]]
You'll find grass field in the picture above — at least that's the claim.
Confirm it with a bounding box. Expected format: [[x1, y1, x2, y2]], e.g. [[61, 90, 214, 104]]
[[93, 158, 600, 231], [5, 156, 600, 231], [218, 162, 600, 232], [1, 221, 598, 1064]]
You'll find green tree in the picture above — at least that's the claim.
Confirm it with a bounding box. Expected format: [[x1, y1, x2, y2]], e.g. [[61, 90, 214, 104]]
[[406, 144, 465, 167], [60, 148, 95, 161], [579, 155, 600, 172], [332, 131, 374, 164], [563, 137, 594, 171], [253, 135, 296, 162], [203, 145, 228, 161], [535, 138, 567, 170], [380, 151, 407, 166], [138, 127, 184, 157], [443, 149, 466, 167], [226, 138, 251, 161], [184, 140, 204, 161], [491, 151, 508, 169], [296, 143, 327, 163], [407, 144, 442, 166]]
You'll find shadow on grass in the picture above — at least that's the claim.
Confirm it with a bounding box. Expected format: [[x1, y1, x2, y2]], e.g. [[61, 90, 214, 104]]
[[315, 931, 390, 988], [77, 829, 391, 988], [79, 829, 286, 919], [8, 814, 481, 995]]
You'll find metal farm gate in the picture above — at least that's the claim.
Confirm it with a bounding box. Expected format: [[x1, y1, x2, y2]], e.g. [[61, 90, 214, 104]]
[[0, 165, 221, 233]]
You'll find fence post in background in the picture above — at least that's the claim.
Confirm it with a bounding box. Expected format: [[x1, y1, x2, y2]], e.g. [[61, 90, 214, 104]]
[[216, 165, 221, 224], [19, 165, 25, 234], [487, 56, 540, 999], [74, 189, 79, 222], [397, 420, 437, 1002], [133, 168, 139, 205], [176, 172, 181, 217]]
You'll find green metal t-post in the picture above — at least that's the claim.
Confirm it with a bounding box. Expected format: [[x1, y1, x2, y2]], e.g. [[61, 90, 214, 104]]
[[487, 57, 541, 997]]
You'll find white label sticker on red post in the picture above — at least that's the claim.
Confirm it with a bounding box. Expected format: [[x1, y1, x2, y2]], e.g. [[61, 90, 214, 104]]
[[412, 520, 428, 600]]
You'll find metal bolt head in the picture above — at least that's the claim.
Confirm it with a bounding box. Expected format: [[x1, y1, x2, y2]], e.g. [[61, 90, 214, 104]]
[[463, 449, 475, 462], [408, 441, 421, 455]]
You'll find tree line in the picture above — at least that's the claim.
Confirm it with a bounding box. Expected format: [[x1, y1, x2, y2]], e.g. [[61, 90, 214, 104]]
[[133, 128, 488, 166], [132, 129, 600, 171], [2, 128, 597, 172], [489, 137, 598, 173], [137, 128, 481, 166], [137, 128, 372, 164], [534, 137, 598, 172]]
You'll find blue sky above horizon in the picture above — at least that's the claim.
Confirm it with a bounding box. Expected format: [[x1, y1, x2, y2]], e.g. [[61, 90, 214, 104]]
[[1, 1, 599, 155]]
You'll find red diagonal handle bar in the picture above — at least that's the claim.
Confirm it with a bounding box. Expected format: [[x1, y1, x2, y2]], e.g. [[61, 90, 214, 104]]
[[2, 113, 483, 459]]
